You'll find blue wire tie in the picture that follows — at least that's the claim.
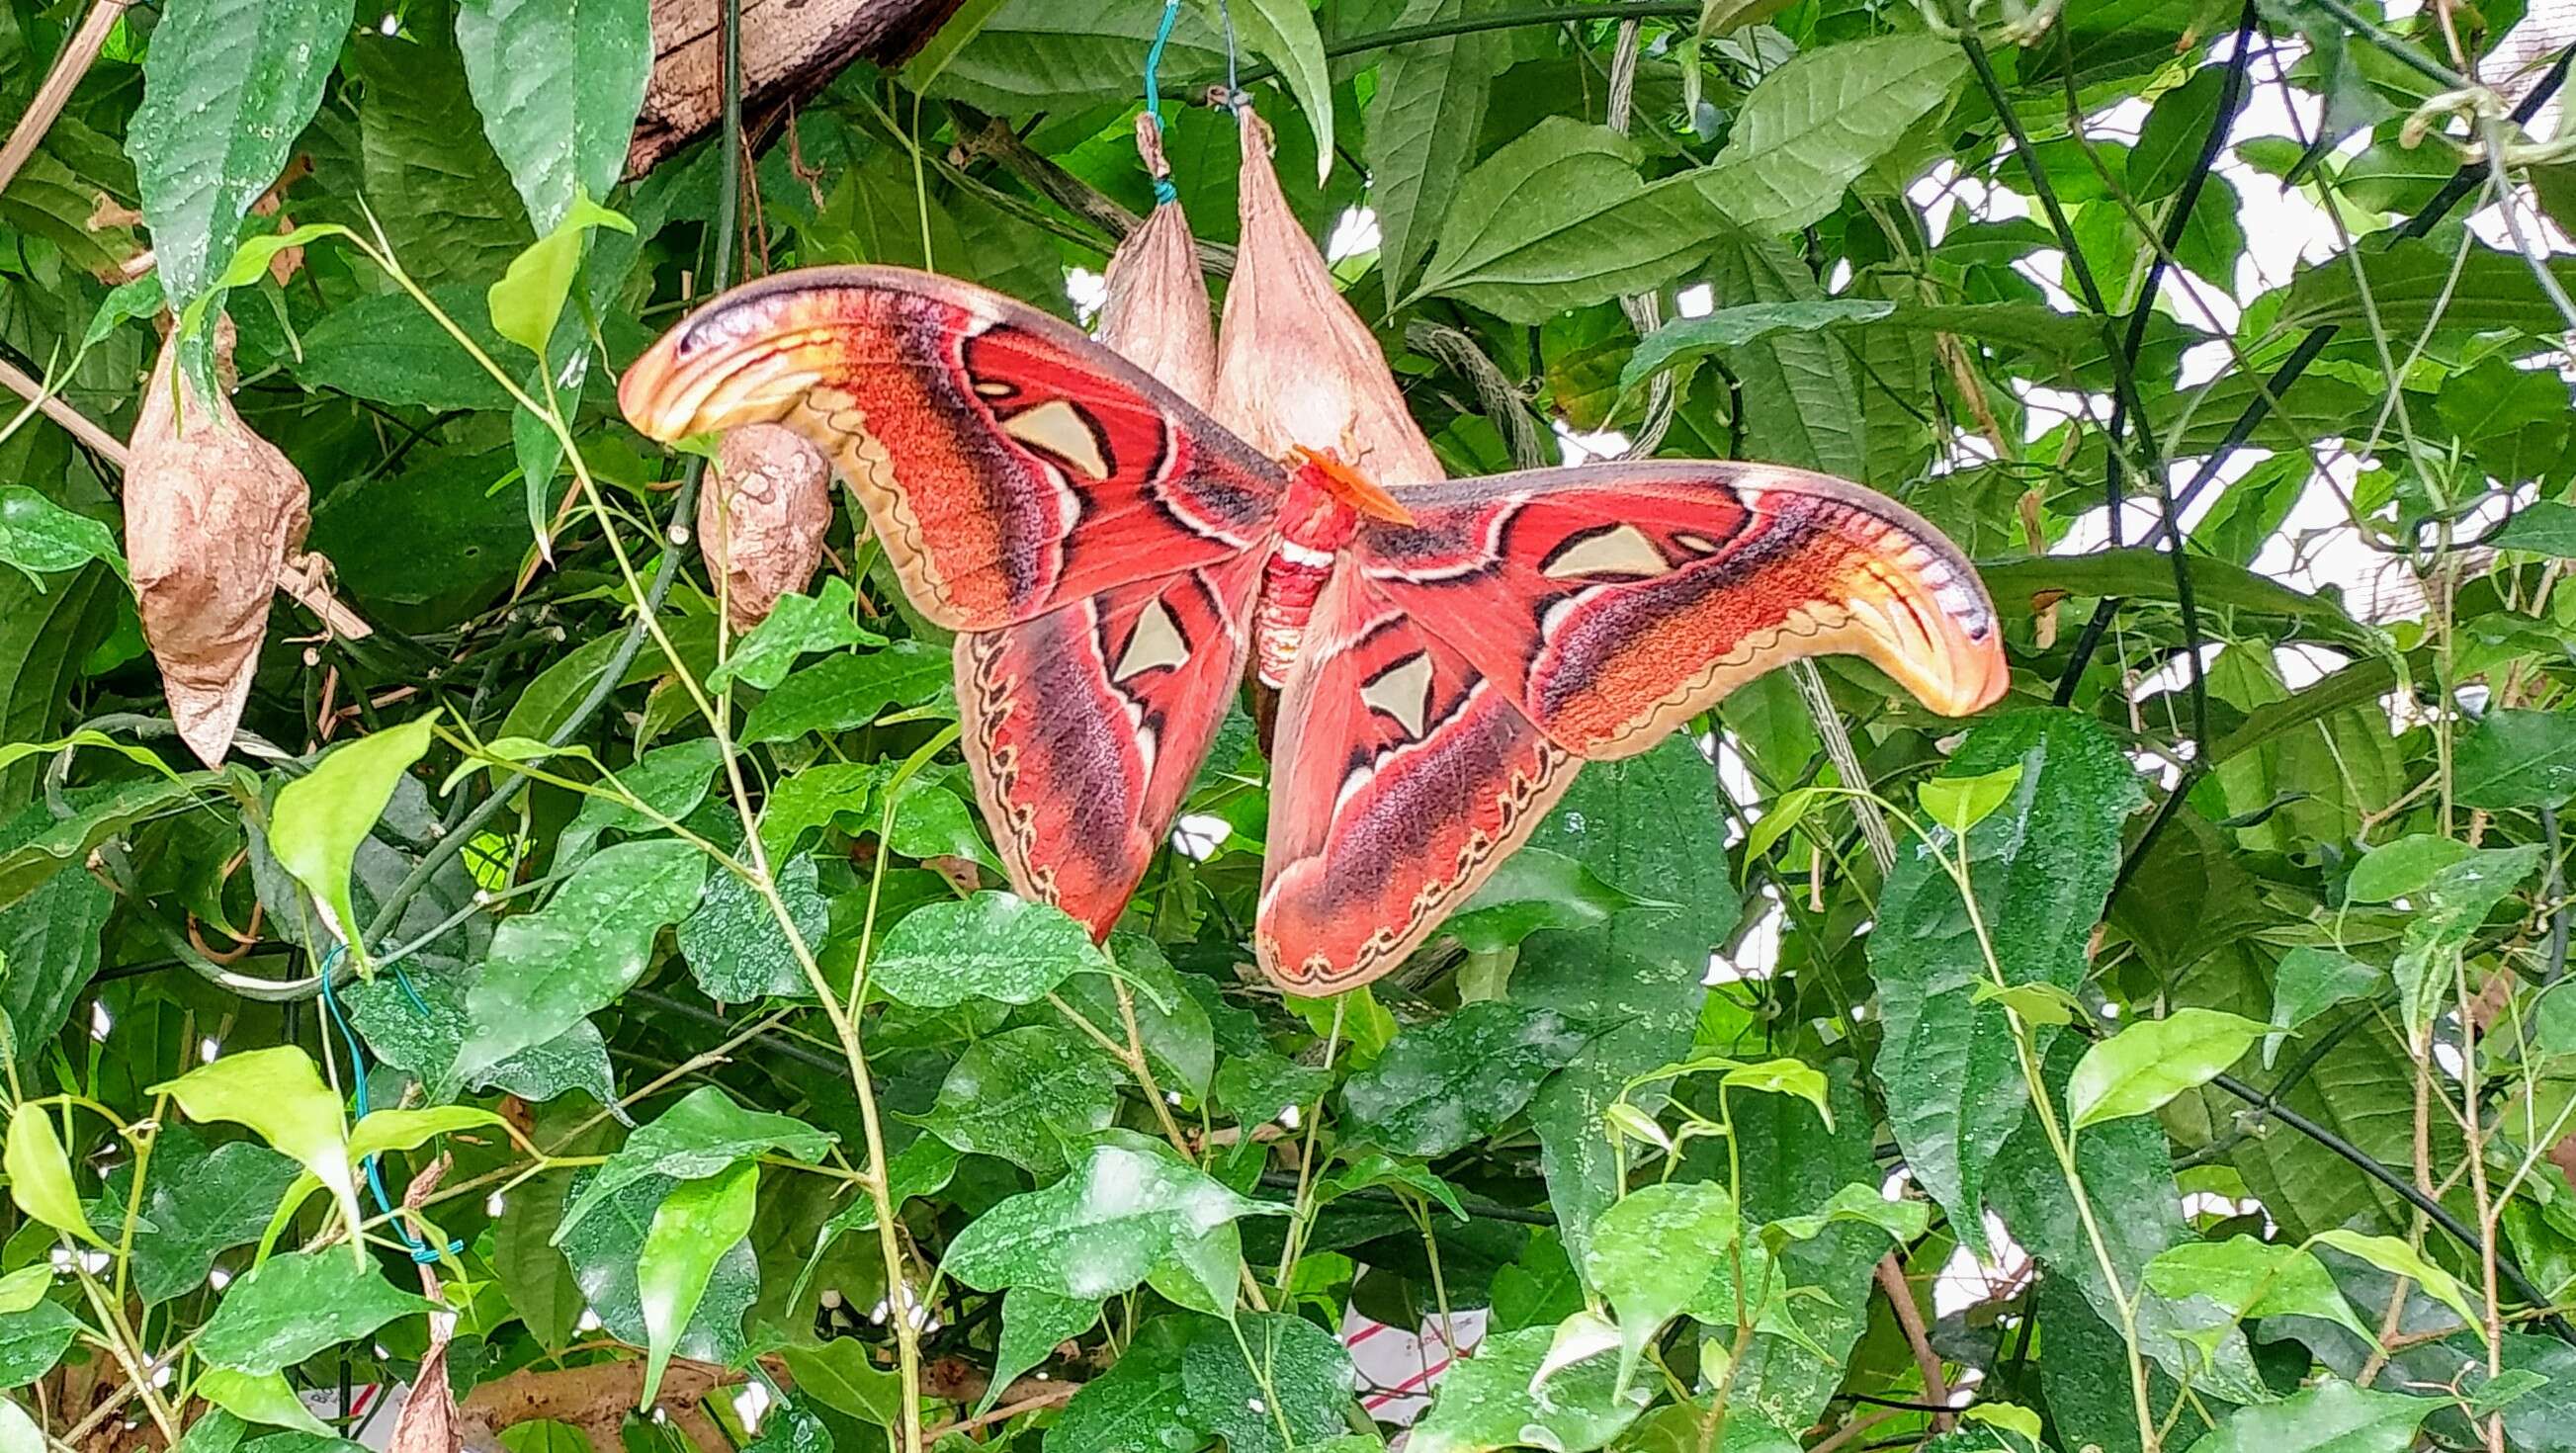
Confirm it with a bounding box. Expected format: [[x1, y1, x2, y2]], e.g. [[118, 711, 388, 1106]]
[[316, 945, 463, 1265], [1143, 0, 1183, 132]]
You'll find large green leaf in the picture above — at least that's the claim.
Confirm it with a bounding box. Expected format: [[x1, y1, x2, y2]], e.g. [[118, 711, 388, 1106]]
[[2069, 1009, 2267, 1130], [294, 286, 523, 412], [940, 1143, 1282, 1303], [97, 1125, 300, 1306], [557, 1085, 831, 1243], [1199, 0, 1331, 185], [741, 642, 953, 743], [353, 24, 533, 286], [927, 0, 1228, 112], [1696, 33, 1966, 234], [196, 1250, 432, 1375], [1698, 233, 1869, 480], [1364, 0, 1502, 296], [558, 1171, 757, 1365], [1410, 118, 1726, 323], [344, 962, 617, 1105], [0, 487, 125, 586], [2275, 240, 2576, 340], [679, 853, 828, 1002], [128, 0, 354, 311], [1046, 1333, 1203, 1453], [0, 1303, 80, 1390], [556, 737, 725, 868], [1512, 734, 1736, 1274], [452, 838, 708, 1081], [2455, 709, 2576, 810], [2178, 1378, 2436, 1452], [455, 0, 652, 233], [867, 891, 1109, 1009], [0, 776, 211, 915], [269, 714, 439, 969], [1976, 550, 2373, 649], [1406, 1322, 1649, 1453], [1180, 1312, 1357, 1453], [4, 1105, 97, 1246], [916, 1025, 1120, 1178], [149, 1048, 363, 1262], [493, 1170, 584, 1349], [1337, 1001, 1592, 1157], [1869, 711, 2143, 1254], [0, 857, 110, 1071], [1582, 1181, 1743, 1387]]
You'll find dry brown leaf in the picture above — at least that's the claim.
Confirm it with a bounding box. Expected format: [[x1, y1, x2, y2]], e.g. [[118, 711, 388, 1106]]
[[127, 321, 322, 767], [1096, 115, 1217, 408], [1210, 107, 1442, 488], [389, 1155, 461, 1453], [700, 423, 833, 630]]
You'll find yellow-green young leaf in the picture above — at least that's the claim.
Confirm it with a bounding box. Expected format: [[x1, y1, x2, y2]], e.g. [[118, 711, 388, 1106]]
[[1743, 785, 1821, 863], [2067, 1008, 2267, 1130], [4, 1106, 101, 1247], [0, 1265, 47, 1315], [2308, 1229, 2482, 1330], [346, 1105, 508, 1163], [149, 1048, 361, 1263], [1971, 980, 2086, 1028], [487, 194, 635, 362], [637, 1158, 757, 1408], [1918, 764, 2024, 834], [1720, 1060, 1834, 1129], [269, 713, 440, 970], [195, 1368, 334, 1436], [1194, 0, 1332, 184], [177, 221, 360, 338], [1959, 1403, 2044, 1441]]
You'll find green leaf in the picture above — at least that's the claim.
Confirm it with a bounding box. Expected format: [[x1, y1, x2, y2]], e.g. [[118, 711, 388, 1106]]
[[4, 1106, 98, 1246], [456, 0, 653, 233], [149, 1048, 362, 1264], [2491, 500, 2576, 556], [1870, 712, 2144, 1254], [354, 25, 533, 287], [1696, 34, 1966, 234], [2392, 845, 2543, 1045], [2177, 1377, 2436, 1452], [1046, 1334, 1201, 1453], [1619, 299, 1896, 391], [637, 1158, 757, 1408], [0, 1303, 79, 1390], [981, 1287, 1098, 1415], [2069, 1008, 2268, 1131], [1406, 1322, 1648, 1453], [940, 1143, 1282, 1301], [1919, 764, 2026, 835], [345, 1105, 507, 1163], [452, 838, 708, 1083], [0, 1271, 43, 1319], [2455, 709, 2576, 810], [195, 1369, 334, 1437], [2130, 63, 2226, 202], [706, 578, 886, 692], [1364, 0, 1501, 296], [1445, 848, 1656, 952], [2264, 946, 2380, 1068], [0, 488, 125, 586], [741, 642, 952, 743], [2346, 833, 2475, 903], [296, 286, 522, 412], [557, 737, 725, 869], [2307, 1228, 2482, 1330], [1763, 1182, 1932, 1246], [1697, 233, 1867, 478], [270, 714, 440, 969], [680, 854, 829, 1002], [1312, 1151, 1471, 1224], [97, 1126, 298, 1306], [485, 194, 635, 361], [2140, 1237, 2376, 1343], [1181, 1312, 1358, 1453], [344, 965, 617, 1106], [1976, 550, 2374, 649], [1200, 0, 1332, 184], [2275, 240, 2576, 341], [1410, 118, 1725, 324], [494, 1171, 584, 1349], [1048, 934, 1216, 1098], [0, 776, 204, 914], [916, 1025, 1120, 1178], [778, 1337, 903, 1426], [557, 1086, 832, 1243], [927, 0, 1228, 112], [197, 1249, 432, 1375], [558, 1172, 756, 1366], [1339, 1001, 1593, 1157], [128, 0, 354, 311], [1583, 1181, 1743, 1388], [867, 891, 1109, 1009], [1971, 980, 2087, 1028]]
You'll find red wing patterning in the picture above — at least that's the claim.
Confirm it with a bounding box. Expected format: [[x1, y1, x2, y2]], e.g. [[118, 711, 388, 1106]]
[[621, 266, 2009, 994]]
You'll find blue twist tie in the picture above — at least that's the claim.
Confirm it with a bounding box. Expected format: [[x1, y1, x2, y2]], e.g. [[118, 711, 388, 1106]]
[[1153, 176, 1178, 206], [1142, 0, 1183, 131], [317, 946, 465, 1266]]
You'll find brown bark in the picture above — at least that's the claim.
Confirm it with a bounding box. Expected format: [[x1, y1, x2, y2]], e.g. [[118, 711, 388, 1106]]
[[627, 0, 974, 178]]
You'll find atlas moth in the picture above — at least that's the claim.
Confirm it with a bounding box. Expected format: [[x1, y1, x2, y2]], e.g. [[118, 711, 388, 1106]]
[[620, 130, 2007, 995]]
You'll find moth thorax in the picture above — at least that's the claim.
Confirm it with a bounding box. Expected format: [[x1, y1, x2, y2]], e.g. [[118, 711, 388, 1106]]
[[1252, 542, 1334, 687]]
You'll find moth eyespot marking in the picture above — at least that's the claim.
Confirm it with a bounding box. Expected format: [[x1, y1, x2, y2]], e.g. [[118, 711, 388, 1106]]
[[1358, 650, 1435, 739], [999, 397, 1113, 481], [1540, 523, 1673, 580], [1674, 532, 1723, 556], [1112, 598, 1191, 682]]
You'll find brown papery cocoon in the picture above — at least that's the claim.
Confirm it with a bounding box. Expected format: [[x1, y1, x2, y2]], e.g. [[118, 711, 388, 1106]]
[[1096, 115, 1218, 408], [127, 322, 320, 768], [700, 422, 832, 631], [1211, 107, 1443, 488]]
